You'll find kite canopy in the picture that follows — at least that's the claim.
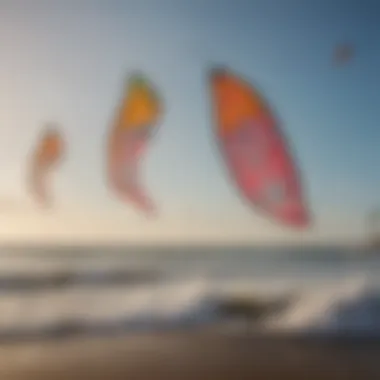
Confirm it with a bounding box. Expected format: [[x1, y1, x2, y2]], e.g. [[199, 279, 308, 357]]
[[334, 44, 354, 65], [107, 73, 162, 215], [209, 67, 310, 228], [29, 124, 64, 207]]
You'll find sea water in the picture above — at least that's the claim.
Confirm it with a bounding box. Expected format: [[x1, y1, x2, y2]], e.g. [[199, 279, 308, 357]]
[[0, 245, 379, 340]]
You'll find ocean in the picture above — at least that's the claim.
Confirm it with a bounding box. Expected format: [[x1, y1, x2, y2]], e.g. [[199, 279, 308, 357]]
[[0, 245, 379, 341]]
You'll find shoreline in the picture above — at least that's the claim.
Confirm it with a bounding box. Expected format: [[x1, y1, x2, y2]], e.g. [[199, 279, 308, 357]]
[[0, 330, 379, 379]]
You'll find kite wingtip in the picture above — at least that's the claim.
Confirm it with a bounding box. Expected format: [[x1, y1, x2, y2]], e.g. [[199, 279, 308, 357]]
[[292, 213, 312, 230], [280, 207, 312, 230], [127, 71, 148, 88], [43, 123, 61, 137], [208, 66, 230, 80]]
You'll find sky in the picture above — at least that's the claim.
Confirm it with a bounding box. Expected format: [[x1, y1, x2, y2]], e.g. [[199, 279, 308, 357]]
[[0, 0, 379, 244]]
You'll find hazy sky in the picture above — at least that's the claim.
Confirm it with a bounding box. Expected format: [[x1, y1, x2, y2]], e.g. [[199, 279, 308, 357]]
[[0, 0, 379, 244]]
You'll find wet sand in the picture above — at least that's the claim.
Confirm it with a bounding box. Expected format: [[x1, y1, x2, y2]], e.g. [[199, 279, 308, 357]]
[[0, 331, 379, 379]]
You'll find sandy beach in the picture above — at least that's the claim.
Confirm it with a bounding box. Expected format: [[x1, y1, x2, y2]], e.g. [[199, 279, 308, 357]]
[[0, 331, 378, 380]]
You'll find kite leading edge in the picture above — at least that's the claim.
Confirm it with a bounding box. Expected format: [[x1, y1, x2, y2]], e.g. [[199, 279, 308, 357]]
[[107, 73, 162, 215], [29, 125, 64, 207], [209, 67, 310, 228]]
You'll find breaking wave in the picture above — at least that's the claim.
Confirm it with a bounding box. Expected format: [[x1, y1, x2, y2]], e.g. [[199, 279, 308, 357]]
[[0, 273, 379, 340]]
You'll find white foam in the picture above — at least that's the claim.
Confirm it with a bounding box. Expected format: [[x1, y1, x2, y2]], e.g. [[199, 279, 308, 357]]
[[0, 261, 378, 338]]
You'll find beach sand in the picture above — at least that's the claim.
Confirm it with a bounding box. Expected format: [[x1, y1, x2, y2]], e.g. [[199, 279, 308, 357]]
[[0, 331, 379, 379]]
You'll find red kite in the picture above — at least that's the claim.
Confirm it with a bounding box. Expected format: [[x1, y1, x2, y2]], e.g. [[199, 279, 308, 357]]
[[209, 67, 310, 228]]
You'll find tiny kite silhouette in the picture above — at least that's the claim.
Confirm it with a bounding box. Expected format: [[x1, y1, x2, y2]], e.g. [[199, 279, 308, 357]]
[[106, 73, 162, 215], [29, 125, 64, 207], [208, 67, 310, 228], [334, 44, 354, 65]]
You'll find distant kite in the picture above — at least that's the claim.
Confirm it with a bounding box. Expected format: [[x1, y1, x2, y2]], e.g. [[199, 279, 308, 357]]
[[209, 67, 310, 228], [107, 73, 162, 215], [334, 44, 354, 65], [29, 125, 64, 207]]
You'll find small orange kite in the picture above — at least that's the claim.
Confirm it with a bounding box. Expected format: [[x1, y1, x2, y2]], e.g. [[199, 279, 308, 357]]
[[29, 125, 64, 207]]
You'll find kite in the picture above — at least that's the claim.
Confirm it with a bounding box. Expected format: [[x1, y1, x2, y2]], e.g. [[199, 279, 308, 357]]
[[106, 73, 162, 215], [29, 125, 64, 207], [333, 44, 354, 65], [208, 67, 310, 228]]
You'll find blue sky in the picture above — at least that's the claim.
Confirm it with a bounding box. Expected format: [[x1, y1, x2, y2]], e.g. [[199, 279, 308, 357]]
[[0, 0, 379, 244]]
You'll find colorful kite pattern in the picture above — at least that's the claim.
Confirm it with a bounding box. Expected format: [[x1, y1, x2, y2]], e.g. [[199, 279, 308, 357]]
[[106, 73, 162, 215], [209, 67, 310, 228]]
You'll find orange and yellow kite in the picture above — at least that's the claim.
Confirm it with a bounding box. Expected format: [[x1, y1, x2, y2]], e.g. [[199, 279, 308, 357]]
[[107, 73, 162, 215]]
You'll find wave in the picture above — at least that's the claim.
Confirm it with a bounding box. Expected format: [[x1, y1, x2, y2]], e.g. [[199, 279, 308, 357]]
[[0, 276, 379, 341], [266, 281, 380, 337], [0, 268, 162, 292]]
